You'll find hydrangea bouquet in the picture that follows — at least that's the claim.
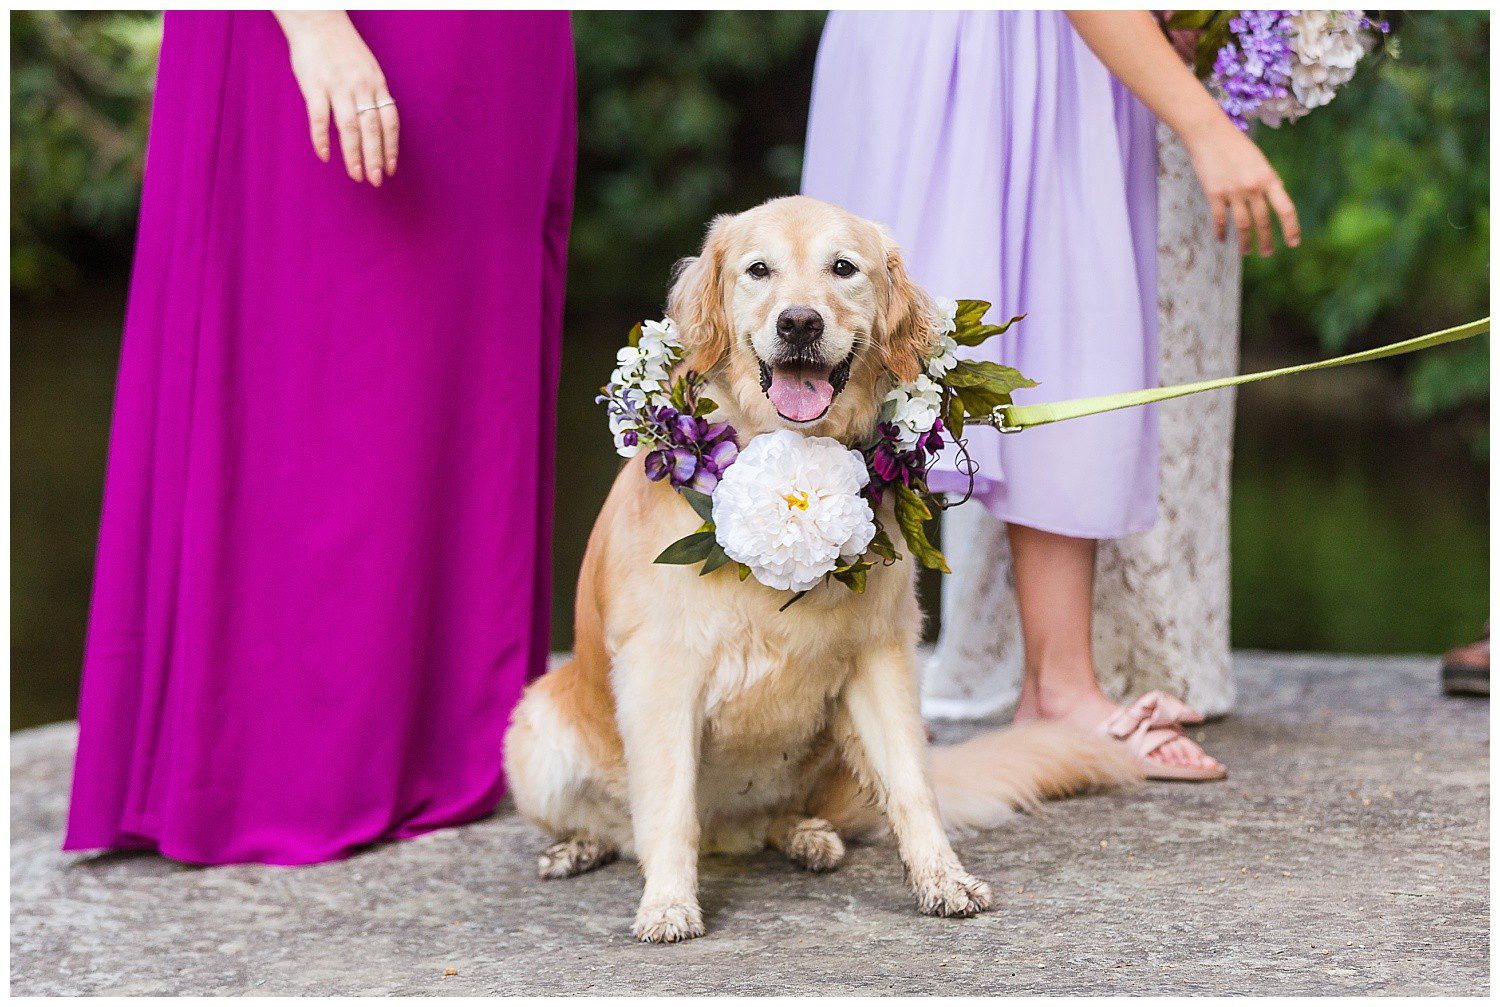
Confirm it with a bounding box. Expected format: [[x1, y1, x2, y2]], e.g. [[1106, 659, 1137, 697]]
[[1169, 10, 1391, 130], [600, 301, 1030, 603]]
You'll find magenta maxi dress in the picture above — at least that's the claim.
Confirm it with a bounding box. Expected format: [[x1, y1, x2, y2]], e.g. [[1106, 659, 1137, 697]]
[[64, 12, 575, 865], [803, 11, 1159, 538]]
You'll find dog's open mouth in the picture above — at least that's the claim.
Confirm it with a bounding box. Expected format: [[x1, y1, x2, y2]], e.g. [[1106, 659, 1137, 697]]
[[759, 354, 854, 423]]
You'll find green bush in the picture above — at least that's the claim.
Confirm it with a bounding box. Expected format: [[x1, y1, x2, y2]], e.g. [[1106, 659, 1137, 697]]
[[570, 11, 824, 312], [1245, 12, 1490, 437], [10, 11, 160, 294]]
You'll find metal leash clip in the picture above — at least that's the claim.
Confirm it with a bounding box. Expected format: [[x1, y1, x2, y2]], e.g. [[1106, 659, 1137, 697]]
[[974, 403, 1023, 434]]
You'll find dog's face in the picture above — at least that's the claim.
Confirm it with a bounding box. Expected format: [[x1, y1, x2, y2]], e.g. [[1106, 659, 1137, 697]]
[[667, 196, 936, 444]]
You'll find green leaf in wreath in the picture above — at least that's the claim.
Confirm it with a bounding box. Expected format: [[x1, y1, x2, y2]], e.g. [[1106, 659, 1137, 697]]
[[779, 590, 809, 611], [945, 359, 1038, 394], [868, 522, 901, 563], [693, 395, 718, 417], [951, 313, 1027, 347], [892, 483, 950, 573], [954, 299, 991, 328], [944, 387, 965, 440], [700, 543, 732, 575], [737, 563, 752, 582], [654, 530, 718, 565], [955, 383, 1013, 417], [679, 488, 714, 523], [831, 562, 870, 593], [627, 321, 644, 348]]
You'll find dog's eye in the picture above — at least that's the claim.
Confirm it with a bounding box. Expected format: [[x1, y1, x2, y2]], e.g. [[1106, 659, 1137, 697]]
[[831, 258, 857, 278], [746, 261, 770, 279]]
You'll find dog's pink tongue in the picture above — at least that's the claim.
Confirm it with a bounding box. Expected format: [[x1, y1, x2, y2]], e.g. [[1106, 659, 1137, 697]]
[[768, 363, 835, 422]]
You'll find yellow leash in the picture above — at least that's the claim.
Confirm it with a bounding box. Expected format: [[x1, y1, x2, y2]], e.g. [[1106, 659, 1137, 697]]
[[978, 317, 1490, 433]]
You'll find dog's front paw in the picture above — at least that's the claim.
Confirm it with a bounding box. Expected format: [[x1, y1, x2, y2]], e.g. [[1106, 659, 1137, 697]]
[[631, 898, 705, 943], [913, 868, 993, 918]]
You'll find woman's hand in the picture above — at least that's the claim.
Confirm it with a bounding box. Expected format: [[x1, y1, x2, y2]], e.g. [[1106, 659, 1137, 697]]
[[274, 11, 398, 186], [1067, 11, 1301, 257], [1182, 118, 1301, 256]]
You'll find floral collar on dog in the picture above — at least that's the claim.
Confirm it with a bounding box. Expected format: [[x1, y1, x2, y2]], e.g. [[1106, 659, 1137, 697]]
[[597, 300, 1030, 602]]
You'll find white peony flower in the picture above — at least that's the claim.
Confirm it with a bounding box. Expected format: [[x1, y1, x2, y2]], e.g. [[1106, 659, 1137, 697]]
[[711, 430, 876, 592]]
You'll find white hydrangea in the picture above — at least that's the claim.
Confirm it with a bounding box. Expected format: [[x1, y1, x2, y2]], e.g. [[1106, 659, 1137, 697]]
[[711, 430, 876, 592], [1259, 11, 1375, 126]]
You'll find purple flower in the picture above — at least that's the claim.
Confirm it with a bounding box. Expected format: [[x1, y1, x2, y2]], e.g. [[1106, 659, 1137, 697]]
[[871, 442, 905, 484], [637, 404, 743, 491], [642, 448, 669, 482], [1210, 10, 1295, 131], [668, 447, 698, 486], [704, 438, 738, 472], [672, 412, 707, 445], [865, 418, 946, 502]]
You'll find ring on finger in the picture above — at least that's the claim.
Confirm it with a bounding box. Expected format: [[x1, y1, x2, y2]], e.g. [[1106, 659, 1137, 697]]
[[356, 98, 396, 113]]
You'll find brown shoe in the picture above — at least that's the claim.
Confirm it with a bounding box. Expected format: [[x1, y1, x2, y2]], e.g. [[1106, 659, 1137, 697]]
[[1442, 628, 1489, 697]]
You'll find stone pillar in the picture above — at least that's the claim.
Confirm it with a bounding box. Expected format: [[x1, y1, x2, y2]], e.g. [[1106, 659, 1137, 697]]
[[922, 126, 1241, 720]]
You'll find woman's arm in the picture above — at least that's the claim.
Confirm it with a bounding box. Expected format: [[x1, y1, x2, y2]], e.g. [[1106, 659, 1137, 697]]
[[1066, 10, 1300, 256], [274, 11, 398, 186]]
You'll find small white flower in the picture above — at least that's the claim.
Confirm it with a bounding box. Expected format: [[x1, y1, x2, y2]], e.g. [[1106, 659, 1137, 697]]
[[711, 430, 876, 592], [934, 297, 959, 338], [925, 332, 960, 378], [883, 373, 944, 449], [602, 316, 690, 457], [613, 428, 642, 457], [640, 317, 679, 344], [608, 413, 642, 456]]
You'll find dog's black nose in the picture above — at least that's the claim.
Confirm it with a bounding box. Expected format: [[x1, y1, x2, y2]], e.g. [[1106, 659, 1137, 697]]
[[776, 306, 824, 346]]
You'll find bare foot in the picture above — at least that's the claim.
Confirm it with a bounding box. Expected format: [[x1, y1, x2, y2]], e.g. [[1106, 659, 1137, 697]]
[[1015, 684, 1225, 781]]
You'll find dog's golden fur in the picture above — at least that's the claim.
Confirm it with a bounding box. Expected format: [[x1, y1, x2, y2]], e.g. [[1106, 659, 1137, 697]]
[[503, 196, 1138, 943]]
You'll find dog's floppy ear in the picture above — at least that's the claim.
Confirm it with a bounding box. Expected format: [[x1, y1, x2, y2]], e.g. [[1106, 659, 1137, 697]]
[[667, 214, 734, 373], [879, 231, 937, 384]]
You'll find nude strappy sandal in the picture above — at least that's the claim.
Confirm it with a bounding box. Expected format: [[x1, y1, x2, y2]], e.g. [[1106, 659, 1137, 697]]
[[1100, 690, 1227, 783]]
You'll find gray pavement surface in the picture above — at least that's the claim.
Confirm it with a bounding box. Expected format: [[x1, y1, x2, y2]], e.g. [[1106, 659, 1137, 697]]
[[10, 652, 1488, 995]]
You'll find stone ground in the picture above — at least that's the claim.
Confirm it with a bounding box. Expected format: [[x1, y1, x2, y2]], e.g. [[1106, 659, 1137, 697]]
[[10, 653, 1489, 996]]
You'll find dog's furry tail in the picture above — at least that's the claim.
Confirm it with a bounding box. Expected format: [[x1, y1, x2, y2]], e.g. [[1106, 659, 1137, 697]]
[[928, 722, 1141, 834], [819, 723, 1139, 839]]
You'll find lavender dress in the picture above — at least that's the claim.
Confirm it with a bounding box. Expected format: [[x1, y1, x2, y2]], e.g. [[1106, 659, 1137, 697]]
[[64, 12, 575, 865], [803, 11, 1159, 538]]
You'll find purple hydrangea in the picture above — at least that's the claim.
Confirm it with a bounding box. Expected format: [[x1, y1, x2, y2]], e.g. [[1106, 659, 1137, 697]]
[[1211, 10, 1296, 131]]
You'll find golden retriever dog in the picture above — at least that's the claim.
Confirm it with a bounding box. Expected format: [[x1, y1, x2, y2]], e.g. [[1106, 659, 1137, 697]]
[[503, 196, 1137, 943]]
